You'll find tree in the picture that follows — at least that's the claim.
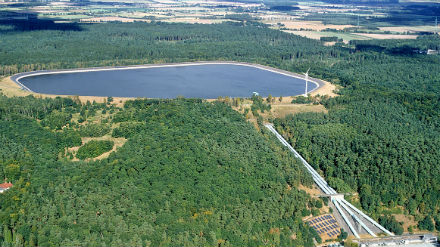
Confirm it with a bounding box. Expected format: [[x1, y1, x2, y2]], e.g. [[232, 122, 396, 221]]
[[76, 140, 114, 159], [3, 225, 12, 246], [434, 216, 440, 231], [267, 94, 273, 103], [418, 216, 434, 231], [378, 216, 403, 235], [338, 229, 347, 241], [5, 164, 20, 182], [314, 200, 323, 209]]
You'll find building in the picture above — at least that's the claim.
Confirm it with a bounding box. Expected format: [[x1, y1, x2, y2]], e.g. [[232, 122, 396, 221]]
[[0, 182, 13, 193], [359, 234, 439, 247], [427, 50, 439, 55]]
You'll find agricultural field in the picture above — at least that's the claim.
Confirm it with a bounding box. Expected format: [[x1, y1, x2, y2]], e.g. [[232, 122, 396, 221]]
[[288, 30, 419, 43], [1, 0, 438, 44]]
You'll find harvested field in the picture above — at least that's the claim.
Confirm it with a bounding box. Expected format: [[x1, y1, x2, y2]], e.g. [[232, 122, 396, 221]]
[[379, 26, 440, 33], [264, 20, 354, 31], [353, 33, 418, 40]]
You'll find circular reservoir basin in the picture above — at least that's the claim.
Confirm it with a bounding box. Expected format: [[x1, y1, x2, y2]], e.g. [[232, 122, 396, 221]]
[[13, 63, 319, 99]]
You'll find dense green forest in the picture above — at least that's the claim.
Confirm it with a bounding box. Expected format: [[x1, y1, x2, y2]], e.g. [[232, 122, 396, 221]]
[[1, 19, 440, 241], [0, 94, 323, 246]]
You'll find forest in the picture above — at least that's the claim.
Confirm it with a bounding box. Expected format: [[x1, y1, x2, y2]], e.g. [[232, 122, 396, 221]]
[[1, 19, 440, 243], [0, 94, 323, 246], [273, 37, 440, 231]]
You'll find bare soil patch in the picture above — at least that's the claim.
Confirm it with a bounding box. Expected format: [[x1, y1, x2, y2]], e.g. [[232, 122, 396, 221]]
[[299, 183, 321, 197], [310, 80, 338, 97]]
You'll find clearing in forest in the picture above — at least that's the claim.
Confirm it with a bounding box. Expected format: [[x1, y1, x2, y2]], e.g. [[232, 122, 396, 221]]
[[66, 135, 127, 161]]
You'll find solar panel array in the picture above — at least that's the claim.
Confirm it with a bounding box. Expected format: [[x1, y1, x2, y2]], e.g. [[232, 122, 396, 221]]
[[306, 215, 341, 239]]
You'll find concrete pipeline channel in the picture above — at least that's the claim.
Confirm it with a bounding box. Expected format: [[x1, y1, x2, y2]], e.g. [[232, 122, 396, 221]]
[[264, 124, 393, 239]]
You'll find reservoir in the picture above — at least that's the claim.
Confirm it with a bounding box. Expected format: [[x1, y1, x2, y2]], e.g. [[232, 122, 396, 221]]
[[14, 63, 319, 98]]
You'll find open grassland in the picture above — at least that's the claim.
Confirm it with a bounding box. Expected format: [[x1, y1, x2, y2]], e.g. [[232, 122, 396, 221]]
[[266, 103, 327, 119], [379, 26, 440, 33]]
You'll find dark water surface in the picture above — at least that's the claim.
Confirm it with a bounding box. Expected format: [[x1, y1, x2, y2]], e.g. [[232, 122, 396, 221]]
[[19, 64, 316, 98]]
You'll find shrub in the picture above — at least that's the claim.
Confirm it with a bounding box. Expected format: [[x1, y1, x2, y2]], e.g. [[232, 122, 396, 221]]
[[76, 140, 114, 159], [79, 123, 111, 137], [418, 216, 434, 231], [291, 96, 313, 104], [41, 110, 72, 130], [379, 215, 404, 235], [59, 129, 82, 147], [320, 36, 338, 42], [112, 122, 144, 138]]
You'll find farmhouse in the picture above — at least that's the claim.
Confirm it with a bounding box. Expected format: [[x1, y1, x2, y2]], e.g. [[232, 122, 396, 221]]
[[0, 182, 13, 193]]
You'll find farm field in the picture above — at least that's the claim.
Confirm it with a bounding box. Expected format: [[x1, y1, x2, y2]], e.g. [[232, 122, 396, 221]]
[[1, 0, 439, 44], [379, 26, 440, 33], [353, 33, 418, 40]]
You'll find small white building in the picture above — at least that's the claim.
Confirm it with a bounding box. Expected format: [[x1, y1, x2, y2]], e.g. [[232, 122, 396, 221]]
[[427, 50, 439, 55], [0, 182, 13, 193]]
